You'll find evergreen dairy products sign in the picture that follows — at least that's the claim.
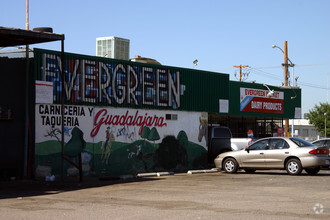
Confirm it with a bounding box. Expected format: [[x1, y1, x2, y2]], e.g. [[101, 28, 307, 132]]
[[240, 87, 284, 114]]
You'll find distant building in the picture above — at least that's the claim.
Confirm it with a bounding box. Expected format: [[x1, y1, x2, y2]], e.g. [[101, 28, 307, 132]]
[[130, 55, 161, 65], [285, 119, 321, 141], [0, 48, 33, 58], [96, 36, 130, 60]]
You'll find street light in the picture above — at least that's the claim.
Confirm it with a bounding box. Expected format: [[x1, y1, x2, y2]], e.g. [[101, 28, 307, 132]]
[[272, 45, 295, 67], [193, 59, 198, 67], [272, 41, 295, 137]]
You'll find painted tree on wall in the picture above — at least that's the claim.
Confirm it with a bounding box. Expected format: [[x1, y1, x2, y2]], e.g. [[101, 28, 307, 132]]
[[177, 130, 188, 149], [154, 135, 188, 171], [64, 127, 86, 157], [141, 126, 151, 140], [141, 126, 151, 146], [148, 127, 160, 147]]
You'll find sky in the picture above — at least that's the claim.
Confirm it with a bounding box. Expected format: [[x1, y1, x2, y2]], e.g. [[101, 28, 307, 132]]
[[1, 0, 330, 115]]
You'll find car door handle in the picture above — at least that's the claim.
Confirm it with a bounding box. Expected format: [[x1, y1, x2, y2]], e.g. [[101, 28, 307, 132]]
[[285, 152, 289, 154], [260, 153, 264, 155]]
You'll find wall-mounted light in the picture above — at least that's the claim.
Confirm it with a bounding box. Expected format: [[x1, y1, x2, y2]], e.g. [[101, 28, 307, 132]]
[[263, 84, 274, 98], [291, 89, 297, 100]]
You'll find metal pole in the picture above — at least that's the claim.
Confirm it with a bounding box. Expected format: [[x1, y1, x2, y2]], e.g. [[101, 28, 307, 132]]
[[292, 60, 294, 137], [325, 113, 327, 138], [284, 41, 290, 137], [61, 39, 65, 181], [23, 0, 30, 178]]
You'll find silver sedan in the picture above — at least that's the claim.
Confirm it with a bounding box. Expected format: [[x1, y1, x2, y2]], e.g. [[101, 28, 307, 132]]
[[214, 137, 330, 175]]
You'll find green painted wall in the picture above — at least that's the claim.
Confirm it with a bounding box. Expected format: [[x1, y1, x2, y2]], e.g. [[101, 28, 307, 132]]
[[34, 48, 301, 119], [34, 48, 229, 113]]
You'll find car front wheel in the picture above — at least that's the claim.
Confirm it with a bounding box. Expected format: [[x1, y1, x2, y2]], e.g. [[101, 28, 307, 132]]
[[286, 158, 302, 175], [223, 158, 238, 173], [305, 167, 320, 175]]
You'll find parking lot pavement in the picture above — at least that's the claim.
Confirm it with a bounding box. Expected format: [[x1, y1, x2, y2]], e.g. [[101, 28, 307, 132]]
[[0, 170, 329, 219]]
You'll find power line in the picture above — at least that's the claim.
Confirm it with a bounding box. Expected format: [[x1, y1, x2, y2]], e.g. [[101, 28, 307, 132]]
[[248, 67, 283, 81], [251, 62, 330, 69], [298, 82, 328, 90], [213, 66, 329, 91], [249, 66, 329, 90]]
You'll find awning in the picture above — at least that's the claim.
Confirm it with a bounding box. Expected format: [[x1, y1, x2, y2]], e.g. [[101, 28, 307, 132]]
[[0, 26, 64, 47]]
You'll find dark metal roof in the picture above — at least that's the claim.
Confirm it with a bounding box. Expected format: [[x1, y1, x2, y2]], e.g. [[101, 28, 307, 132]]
[[0, 26, 64, 47]]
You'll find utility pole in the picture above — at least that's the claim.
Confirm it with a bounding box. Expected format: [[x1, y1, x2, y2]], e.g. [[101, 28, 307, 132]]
[[26, 0, 29, 57], [233, 65, 249, 81], [283, 41, 289, 136]]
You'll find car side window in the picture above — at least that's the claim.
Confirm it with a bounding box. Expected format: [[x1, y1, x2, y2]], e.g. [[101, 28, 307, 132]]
[[269, 139, 289, 150], [249, 139, 268, 150], [325, 140, 330, 148], [312, 140, 324, 147]]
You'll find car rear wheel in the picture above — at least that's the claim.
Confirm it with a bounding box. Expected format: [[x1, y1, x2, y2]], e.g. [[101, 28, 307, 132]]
[[244, 169, 256, 174], [305, 167, 320, 175], [223, 158, 238, 173], [286, 158, 302, 175]]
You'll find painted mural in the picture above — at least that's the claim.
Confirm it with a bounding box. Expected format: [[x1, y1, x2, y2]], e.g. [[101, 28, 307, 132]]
[[35, 104, 208, 177]]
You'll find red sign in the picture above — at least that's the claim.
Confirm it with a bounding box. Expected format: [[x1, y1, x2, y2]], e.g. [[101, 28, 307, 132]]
[[242, 97, 283, 114], [240, 88, 284, 114], [90, 109, 167, 137]]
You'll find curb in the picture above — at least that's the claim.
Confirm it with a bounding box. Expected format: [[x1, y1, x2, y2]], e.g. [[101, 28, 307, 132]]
[[137, 171, 174, 178], [119, 174, 136, 180], [119, 169, 218, 179], [187, 168, 219, 174]]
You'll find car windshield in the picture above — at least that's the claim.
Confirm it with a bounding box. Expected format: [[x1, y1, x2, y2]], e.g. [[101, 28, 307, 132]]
[[290, 137, 314, 147]]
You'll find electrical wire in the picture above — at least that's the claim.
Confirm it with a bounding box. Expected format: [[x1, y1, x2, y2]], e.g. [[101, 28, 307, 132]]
[[251, 62, 330, 69], [248, 67, 284, 81], [248, 66, 329, 90]]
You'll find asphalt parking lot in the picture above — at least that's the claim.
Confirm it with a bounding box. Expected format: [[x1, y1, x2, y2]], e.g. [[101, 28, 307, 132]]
[[0, 169, 329, 220]]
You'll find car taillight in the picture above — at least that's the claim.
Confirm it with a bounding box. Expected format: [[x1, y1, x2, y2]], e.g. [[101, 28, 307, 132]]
[[309, 149, 329, 155]]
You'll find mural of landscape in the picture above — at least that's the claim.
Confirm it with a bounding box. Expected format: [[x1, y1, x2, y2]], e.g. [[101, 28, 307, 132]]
[[35, 104, 208, 177]]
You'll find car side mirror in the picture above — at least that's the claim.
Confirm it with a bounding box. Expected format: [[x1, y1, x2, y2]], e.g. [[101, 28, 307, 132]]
[[245, 148, 250, 153]]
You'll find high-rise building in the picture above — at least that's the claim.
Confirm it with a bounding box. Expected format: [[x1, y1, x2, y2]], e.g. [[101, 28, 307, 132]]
[[96, 36, 130, 60]]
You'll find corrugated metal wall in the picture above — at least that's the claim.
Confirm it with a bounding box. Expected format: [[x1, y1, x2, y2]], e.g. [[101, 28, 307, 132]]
[[34, 48, 229, 113], [0, 58, 30, 179]]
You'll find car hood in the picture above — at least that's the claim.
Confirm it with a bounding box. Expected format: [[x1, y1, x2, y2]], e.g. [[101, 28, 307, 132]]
[[217, 149, 245, 158]]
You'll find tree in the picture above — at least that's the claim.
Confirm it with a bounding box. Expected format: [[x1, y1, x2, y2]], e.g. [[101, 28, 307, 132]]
[[305, 102, 330, 137]]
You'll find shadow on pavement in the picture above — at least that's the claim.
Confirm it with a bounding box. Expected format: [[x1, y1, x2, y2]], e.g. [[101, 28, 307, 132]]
[[0, 175, 160, 200], [234, 170, 330, 176]]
